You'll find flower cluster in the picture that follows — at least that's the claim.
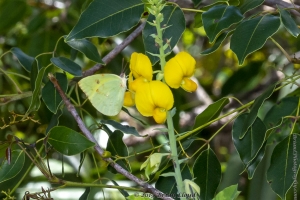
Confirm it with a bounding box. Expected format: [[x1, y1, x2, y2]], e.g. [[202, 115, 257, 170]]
[[124, 52, 197, 123]]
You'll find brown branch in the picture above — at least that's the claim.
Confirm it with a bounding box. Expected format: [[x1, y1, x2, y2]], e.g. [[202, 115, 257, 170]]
[[264, 0, 300, 16], [82, 21, 146, 77], [48, 74, 173, 200]]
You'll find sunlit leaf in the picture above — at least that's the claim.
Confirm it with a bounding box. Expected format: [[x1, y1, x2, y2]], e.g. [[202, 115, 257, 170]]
[[230, 15, 280, 65], [232, 113, 266, 165], [193, 148, 221, 200], [107, 130, 130, 174], [202, 5, 243, 43], [213, 184, 240, 200], [66, 38, 105, 64], [267, 133, 300, 199], [51, 57, 82, 76], [66, 0, 144, 40], [278, 6, 300, 38], [239, 0, 264, 14], [240, 84, 276, 138], [42, 73, 68, 113], [48, 126, 95, 155], [193, 97, 230, 129], [10, 47, 34, 72], [143, 5, 185, 64], [0, 150, 25, 183]]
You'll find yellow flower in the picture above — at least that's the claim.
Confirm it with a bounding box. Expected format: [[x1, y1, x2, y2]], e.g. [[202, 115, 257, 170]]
[[135, 81, 173, 123], [124, 53, 153, 107], [130, 52, 152, 81], [164, 52, 197, 92]]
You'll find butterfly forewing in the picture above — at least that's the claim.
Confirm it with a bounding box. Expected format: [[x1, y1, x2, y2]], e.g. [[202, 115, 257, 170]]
[[78, 74, 126, 116]]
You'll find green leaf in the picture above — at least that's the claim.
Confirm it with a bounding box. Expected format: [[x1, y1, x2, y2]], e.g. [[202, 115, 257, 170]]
[[51, 57, 82, 76], [110, 179, 129, 198], [201, 31, 232, 55], [46, 109, 63, 134], [267, 133, 300, 199], [143, 5, 185, 64], [42, 73, 68, 114], [66, 0, 144, 41], [193, 97, 230, 129], [194, 13, 203, 28], [0, 92, 32, 106], [155, 164, 192, 200], [240, 84, 276, 138], [10, 47, 34, 72], [0, 0, 27, 33], [192, 0, 202, 7], [230, 15, 280, 65], [193, 148, 221, 200], [48, 126, 95, 156], [25, 63, 50, 116], [0, 150, 25, 183], [101, 120, 141, 137], [245, 142, 266, 179], [30, 60, 39, 91], [66, 38, 105, 64], [221, 62, 262, 96], [202, 5, 243, 43], [107, 130, 130, 174], [263, 96, 298, 131], [239, 0, 264, 14], [232, 113, 266, 165], [278, 6, 300, 38], [79, 187, 90, 200], [213, 184, 240, 200]]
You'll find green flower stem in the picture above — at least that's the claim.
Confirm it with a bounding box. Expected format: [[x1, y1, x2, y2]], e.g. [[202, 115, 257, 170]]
[[155, 15, 166, 70], [167, 111, 186, 198]]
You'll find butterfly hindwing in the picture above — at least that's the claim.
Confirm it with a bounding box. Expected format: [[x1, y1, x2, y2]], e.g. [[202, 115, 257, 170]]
[[79, 74, 126, 116]]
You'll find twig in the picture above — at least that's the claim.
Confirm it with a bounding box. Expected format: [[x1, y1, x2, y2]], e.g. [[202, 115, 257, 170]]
[[82, 21, 146, 77], [264, 0, 300, 17], [48, 74, 173, 200]]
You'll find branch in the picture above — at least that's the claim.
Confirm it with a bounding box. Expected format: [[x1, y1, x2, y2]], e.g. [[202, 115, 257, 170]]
[[48, 74, 173, 200], [82, 21, 146, 77], [264, 0, 300, 16]]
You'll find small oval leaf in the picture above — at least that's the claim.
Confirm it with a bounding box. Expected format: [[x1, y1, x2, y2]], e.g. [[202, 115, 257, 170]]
[[278, 6, 300, 38], [48, 126, 95, 155], [10, 47, 34, 72], [0, 150, 25, 184], [66, 38, 104, 64], [51, 57, 82, 76]]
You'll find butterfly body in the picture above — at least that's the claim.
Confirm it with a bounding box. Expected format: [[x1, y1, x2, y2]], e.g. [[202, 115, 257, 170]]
[[79, 74, 126, 116]]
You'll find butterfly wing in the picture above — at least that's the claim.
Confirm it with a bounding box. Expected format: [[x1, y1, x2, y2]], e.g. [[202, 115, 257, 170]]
[[78, 74, 126, 116]]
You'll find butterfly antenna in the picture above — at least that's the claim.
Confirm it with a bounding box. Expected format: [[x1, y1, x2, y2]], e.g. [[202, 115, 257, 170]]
[[121, 58, 129, 77]]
